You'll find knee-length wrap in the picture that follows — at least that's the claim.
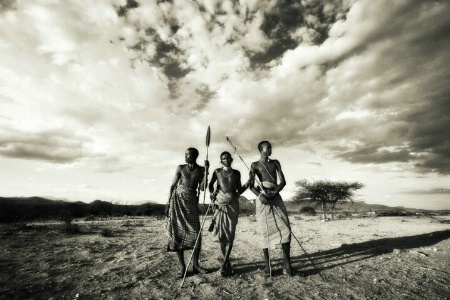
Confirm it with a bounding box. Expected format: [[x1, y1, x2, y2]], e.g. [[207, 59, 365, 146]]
[[256, 182, 291, 248], [210, 191, 239, 244], [166, 185, 201, 251]]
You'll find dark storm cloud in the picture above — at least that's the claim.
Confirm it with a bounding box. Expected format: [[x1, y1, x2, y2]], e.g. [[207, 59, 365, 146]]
[[116, 0, 139, 17], [247, 0, 350, 67], [338, 145, 413, 164], [142, 27, 191, 80], [247, 0, 304, 66], [194, 84, 216, 111], [0, 129, 85, 163], [317, 1, 450, 174], [0, 0, 15, 11]]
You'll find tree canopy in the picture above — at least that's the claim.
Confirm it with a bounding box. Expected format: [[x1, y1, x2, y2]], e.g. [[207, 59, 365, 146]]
[[293, 179, 364, 220]]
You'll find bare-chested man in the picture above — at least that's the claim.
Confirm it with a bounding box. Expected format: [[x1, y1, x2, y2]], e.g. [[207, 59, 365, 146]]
[[249, 141, 296, 277], [165, 147, 209, 277], [208, 151, 252, 277]]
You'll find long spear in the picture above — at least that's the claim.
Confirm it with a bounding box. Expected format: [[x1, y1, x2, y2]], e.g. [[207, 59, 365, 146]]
[[226, 136, 324, 280], [180, 126, 212, 288]]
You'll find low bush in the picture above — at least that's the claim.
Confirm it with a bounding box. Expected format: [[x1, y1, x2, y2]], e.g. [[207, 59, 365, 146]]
[[300, 206, 316, 216]]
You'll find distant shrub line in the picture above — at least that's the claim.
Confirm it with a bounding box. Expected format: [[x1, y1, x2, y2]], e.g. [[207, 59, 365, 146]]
[[0, 199, 166, 223]]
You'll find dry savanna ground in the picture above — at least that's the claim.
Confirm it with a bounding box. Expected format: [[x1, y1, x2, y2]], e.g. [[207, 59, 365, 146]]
[[1, 214, 449, 300]]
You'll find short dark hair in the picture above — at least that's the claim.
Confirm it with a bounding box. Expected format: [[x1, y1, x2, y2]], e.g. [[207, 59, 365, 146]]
[[187, 147, 199, 159], [220, 151, 232, 159], [258, 141, 271, 152]]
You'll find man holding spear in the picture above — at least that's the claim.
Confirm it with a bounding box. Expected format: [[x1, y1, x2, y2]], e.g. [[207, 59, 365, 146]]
[[249, 141, 296, 277], [165, 147, 209, 277], [208, 151, 252, 277]]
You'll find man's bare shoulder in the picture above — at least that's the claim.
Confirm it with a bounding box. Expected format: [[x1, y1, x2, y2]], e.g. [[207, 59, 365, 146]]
[[270, 159, 283, 169]]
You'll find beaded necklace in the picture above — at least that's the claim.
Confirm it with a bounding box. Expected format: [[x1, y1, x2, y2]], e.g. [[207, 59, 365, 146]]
[[186, 164, 198, 174], [222, 167, 233, 178]]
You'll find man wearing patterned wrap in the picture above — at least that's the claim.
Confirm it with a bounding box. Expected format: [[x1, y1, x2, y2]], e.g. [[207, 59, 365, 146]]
[[249, 141, 296, 277], [165, 147, 209, 278], [208, 151, 252, 277]]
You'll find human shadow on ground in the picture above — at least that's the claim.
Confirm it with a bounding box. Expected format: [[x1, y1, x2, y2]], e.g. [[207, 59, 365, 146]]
[[293, 229, 450, 277], [231, 229, 450, 277]]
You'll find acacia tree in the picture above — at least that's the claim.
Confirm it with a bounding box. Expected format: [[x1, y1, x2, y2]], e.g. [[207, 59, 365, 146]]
[[293, 179, 364, 221]]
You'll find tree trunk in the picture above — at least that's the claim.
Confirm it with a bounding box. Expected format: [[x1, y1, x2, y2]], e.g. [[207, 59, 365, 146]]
[[321, 202, 326, 221]]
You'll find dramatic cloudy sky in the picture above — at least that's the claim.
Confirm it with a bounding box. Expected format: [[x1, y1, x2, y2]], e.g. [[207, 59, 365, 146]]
[[1, 0, 449, 210]]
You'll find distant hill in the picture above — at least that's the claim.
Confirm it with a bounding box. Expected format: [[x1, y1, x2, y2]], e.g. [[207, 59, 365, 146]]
[[0, 196, 66, 205], [1, 196, 448, 223], [0, 196, 165, 222], [284, 199, 450, 214]]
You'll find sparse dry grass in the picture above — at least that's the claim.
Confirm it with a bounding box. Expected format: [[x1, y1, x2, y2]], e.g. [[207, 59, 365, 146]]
[[0, 215, 449, 299]]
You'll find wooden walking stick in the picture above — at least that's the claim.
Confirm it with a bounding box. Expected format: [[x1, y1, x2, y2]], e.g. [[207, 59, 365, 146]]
[[180, 126, 212, 288]]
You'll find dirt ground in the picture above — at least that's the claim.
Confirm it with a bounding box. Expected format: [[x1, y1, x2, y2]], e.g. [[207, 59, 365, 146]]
[[1, 214, 449, 300]]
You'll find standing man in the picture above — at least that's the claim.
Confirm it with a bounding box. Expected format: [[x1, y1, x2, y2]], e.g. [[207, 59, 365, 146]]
[[208, 151, 252, 277], [165, 147, 209, 277], [249, 141, 296, 277]]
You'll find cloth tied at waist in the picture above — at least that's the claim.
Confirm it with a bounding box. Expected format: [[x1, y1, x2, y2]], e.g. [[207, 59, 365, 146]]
[[215, 190, 239, 206], [261, 181, 277, 192], [177, 184, 198, 196]]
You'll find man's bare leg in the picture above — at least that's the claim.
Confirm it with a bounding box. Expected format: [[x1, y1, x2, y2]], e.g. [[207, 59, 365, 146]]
[[263, 248, 271, 277], [176, 250, 186, 278], [220, 242, 234, 276], [192, 245, 207, 274], [282, 242, 296, 276]]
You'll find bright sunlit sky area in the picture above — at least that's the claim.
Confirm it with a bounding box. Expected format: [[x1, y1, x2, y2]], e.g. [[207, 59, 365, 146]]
[[1, 0, 449, 210]]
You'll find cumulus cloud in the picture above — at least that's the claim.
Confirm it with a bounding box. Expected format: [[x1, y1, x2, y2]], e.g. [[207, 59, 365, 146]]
[[1, 0, 449, 180], [0, 128, 85, 163]]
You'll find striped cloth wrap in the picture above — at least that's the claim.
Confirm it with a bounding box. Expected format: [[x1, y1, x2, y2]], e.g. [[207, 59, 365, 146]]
[[210, 190, 240, 244], [256, 181, 291, 248], [165, 185, 201, 251]]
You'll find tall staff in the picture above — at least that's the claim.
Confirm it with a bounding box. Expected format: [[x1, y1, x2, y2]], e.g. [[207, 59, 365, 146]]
[[226, 137, 323, 280], [180, 126, 213, 288]]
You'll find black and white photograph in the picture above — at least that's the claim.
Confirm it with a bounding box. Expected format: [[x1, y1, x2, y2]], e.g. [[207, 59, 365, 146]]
[[1, 0, 449, 299]]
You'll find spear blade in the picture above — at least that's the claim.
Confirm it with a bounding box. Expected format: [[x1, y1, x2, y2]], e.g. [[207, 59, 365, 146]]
[[206, 126, 211, 147]]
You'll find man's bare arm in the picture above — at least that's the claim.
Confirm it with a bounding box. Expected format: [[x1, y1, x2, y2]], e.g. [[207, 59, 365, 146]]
[[236, 172, 245, 194], [199, 160, 210, 191], [166, 165, 182, 216], [168, 165, 182, 202], [249, 163, 259, 196], [208, 169, 219, 200], [273, 160, 286, 194]]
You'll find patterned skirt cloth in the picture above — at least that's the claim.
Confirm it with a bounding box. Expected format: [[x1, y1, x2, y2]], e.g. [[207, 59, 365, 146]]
[[210, 191, 239, 244], [165, 185, 201, 251], [256, 182, 291, 248]]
